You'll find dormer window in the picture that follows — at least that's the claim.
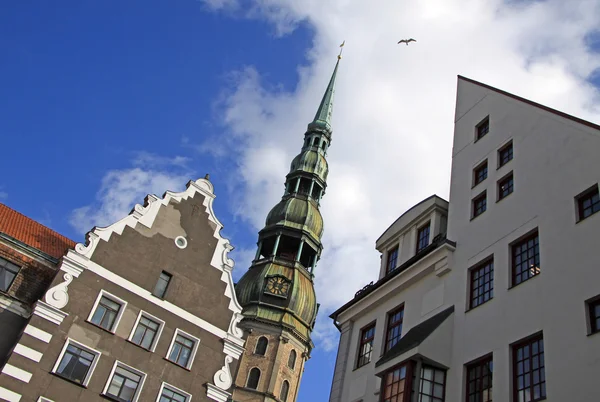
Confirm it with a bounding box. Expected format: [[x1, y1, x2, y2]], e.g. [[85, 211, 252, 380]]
[[416, 223, 430, 253], [386, 246, 399, 274]]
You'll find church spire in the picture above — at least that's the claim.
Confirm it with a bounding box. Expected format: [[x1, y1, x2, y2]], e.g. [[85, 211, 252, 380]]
[[307, 50, 342, 134]]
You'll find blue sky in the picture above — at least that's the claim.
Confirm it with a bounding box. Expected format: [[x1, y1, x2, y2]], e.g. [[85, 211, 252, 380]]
[[2, 1, 600, 401]]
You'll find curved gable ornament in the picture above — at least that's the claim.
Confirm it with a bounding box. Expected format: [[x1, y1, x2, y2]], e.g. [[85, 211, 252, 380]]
[[44, 273, 74, 309]]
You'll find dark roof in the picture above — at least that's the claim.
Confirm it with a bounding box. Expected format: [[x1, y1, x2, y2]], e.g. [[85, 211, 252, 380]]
[[458, 75, 600, 132], [375, 306, 455, 367], [0, 202, 75, 260], [330, 234, 456, 319], [375, 195, 448, 244]]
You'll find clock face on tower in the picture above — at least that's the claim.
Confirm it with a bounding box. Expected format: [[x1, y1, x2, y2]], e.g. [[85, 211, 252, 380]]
[[264, 276, 291, 298]]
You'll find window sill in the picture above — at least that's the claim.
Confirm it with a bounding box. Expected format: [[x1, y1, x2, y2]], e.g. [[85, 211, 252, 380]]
[[86, 320, 117, 335], [576, 210, 599, 224], [163, 357, 191, 372], [497, 192, 513, 203], [465, 298, 493, 313], [126, 339, 154, 353], [50, 372, 88, 388]]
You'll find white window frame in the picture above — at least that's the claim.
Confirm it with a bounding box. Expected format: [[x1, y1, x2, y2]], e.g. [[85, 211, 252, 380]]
[[156, 382, 193, 402], [51, 338, 102, 387], [127, 310, 165, 352], [165, 328, 200, 370], [102, 360, 147, 402], [87, 290, 128, 333]]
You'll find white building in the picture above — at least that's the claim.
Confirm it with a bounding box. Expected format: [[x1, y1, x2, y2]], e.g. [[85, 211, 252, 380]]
[[328, 76, 600, 402]]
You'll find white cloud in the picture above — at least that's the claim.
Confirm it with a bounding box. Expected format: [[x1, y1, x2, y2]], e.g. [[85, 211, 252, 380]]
[[0, 191, 7, 200], [70, 154, 192, 234], [211, 0, 600, 349]]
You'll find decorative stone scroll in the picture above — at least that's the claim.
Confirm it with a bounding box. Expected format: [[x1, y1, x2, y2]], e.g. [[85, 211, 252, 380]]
[[44, 273, 73, 309]]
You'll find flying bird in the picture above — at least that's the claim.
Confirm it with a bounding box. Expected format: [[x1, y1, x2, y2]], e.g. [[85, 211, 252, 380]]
[[398, 38, 416, 46]]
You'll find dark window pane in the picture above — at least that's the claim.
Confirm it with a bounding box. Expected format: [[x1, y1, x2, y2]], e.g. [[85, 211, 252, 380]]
[[512, 232, 540, 286], [466, 356, 493, 402], [168, 335, 194, 367], [106, 366, 142, 402], [419, 366, 445, 401], [0, 257, 20, 292], [416, 223, 431, 253], [357, 324, 375, 368], [513, 335, 545, 402], [499, 142, 513, 167], [385, 307, 404, 352], [578, 186, 600, 221], [131, 316, 160, 350], [386, 247, 399, 274], [477, 118, 490, 140], [91, 296, 121, 331], [589, 299, 600, 334], [153, 271, 172, 298], [160, 387, 188, 402], [247, 368, 260, 389], [56, 344, 96, 384], [474, 162, 488, 186], [280, 381, 290, 402], [498, 174, 514, 200], [255, 336, 268, 356], [473, 193, 487, 218], [470, 259, 494, 308]]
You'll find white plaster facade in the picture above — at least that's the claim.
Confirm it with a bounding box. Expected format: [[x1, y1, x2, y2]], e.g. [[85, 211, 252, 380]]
[[329, 77, 600, 402]]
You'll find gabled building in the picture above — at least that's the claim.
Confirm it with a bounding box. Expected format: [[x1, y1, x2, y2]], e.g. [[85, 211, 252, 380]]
[[329, 76, 600, 402], [0, 178, 246, 402]]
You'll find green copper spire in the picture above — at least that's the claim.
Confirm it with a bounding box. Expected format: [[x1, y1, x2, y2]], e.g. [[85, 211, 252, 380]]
[[307, 57, 340, 134]]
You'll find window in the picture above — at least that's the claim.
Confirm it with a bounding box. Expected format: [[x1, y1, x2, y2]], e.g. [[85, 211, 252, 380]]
[[576, 184, 600, 221], [470, 258, 494, 309], [473, 161, 488, 186], [498, 141, 513, 167], [52, 339, 101, 386], [386, 246, 399, 274], [0, 257, 20, 293], [512, 231, 540, 286], [166, 329, 199, 369], [247, 367, 261, 389], [356, 323, 375, 368], [255, 336, 268, 355], [288, 350, 297, 370], [416, 223, 430, 253], [476, 117, 490, 141], [498, 172, 514, 201], [385, 306, 404, 352], [87, 291, 126, 333], [472, 192, 487, 219], [513, 334, 546, 402], [128, 311, 164, 352], [158, 382, 191, 402], [153, 271, 172, 299], [382, 363, 413, 402], [280, 380, 290, 402], [587, 298, 600, 334], [103, 361, 146, 402], [466, 355, 493, 402], [419, 366, 445, 402]]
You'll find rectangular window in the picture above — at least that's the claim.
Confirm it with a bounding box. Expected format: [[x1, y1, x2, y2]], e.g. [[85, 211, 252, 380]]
[[512, 231, 540, 286], [498, 141, 513, 167], [473, 161, 488, 186], [0, 257, 20, 292], [498, 172, 514, 201], [386, 247, 399, 274], [153, 271, 172, 299], [52, 339, 101, 386], [576, 184, 600, 221], [476, 117, 490, 141], [419, 366, 445, 402], [416, 223, 430, 253], [128, 311, 164, 352], [385, 306, 404, 352], [88, 291, 127, 333], [158, 382, 192, 402], [382, 363, 412, 402], [588, 298, 600, 334], [472, 192, 487, 219], [356, 323, 376, 368], [513, 334, 546, 402], [167, 329, 200, 369], [470, 258, 494, 309], [466, 355, 493, 402], [103, 362, 146, 402]]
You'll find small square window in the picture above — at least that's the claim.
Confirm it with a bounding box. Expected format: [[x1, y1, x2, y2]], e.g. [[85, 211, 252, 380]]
[[476, 117, 490, 141], [511, 231, 540, 286], [166, 329, 200, 370], [587, 298, 600, 335], [87, 290, 127, 333], [153, 271, 172, 299], [52, 339, 101, 387], [472, 192, 487, 219], [469, 258, 494, 309], [157, 382, 192, 402], [0, 257, 20, 293], [416, 222, 431, 253], [103, 361, 146, 402], [356, 322, 376, 368], [576, 184, 600, 222], [386, 247, 399, 274], [498, 172, 514, 201], [128, 311, 165, 352], [473, 161, 488, 187], [498, 141, 513, 167]]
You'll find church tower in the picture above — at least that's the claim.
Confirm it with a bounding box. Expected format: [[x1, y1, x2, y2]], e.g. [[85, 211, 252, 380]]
[[232, 56, 341, 402]]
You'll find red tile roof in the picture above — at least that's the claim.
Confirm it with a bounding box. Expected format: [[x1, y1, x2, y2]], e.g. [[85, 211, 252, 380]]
[[0, 202, 75, 260]]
